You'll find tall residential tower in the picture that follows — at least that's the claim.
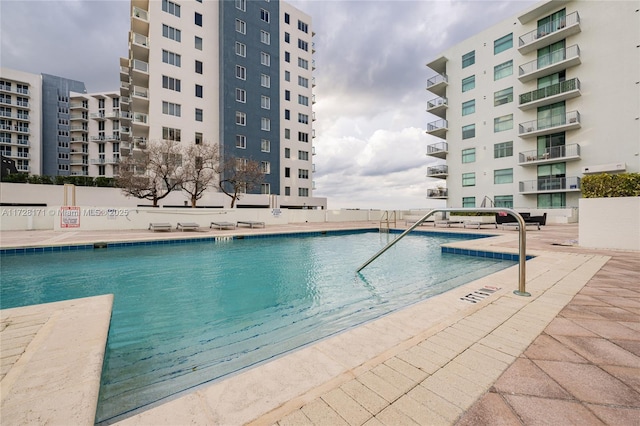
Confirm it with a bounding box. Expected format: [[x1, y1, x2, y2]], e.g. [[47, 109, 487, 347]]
[[120, 0, 321, 208], [425, 0, 639, 212]]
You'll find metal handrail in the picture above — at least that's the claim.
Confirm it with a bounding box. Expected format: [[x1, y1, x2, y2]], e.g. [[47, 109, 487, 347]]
[[380, 210, 397, 230], [357, 208, 531, 297]]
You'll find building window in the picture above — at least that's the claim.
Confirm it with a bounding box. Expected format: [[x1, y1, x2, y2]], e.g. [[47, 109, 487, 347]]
[[298, 188, 309, 197], [195, 60, 203, 74], [298, 95, 309, 106], [195, 108, 203, 122], [462, 100, 475, 116], [261, 117, 270, 131], [284, 129, 290, 139], [537, 193, 565, 208], [462, 75, 475, 92], [494, 33, 513, 55], [162, 101, 181, 117], [162, 126, 181, 141], [260, 8, 270, 23], [462, 148, 475, 163], [261, 183, 271, 194], [195, 12, 202, 27], [236, 65, 246, 80], [462, 172, 476, 187], [261, 74, 270, 88], [235, 88, 246, 103], [235, 0, 246, 11], [284, 12, 290, 24], [298, 169, 309, 179], [298, 58, 309, 69], [298, 20, 308, 33], [494, 195, 513, 208], [298, 39, 308, 51], [195, 132, 203, 145], [261, 96, 270, 109], [494, 87, 513, 106], [235, 42, 246, 57], [284, 147, 290, 158], [260, 52, 271, 66], [284, 32, 290, 43], [298, 150, 309, 161], [236, 134, 246, 149], [298, 76, 309, 88], [494, 60, 513, 80], [261, 139, 270, 152], [298, 132, 309, 142], [285, 109, 290, 120], [462, 51, 475, 68], [298, 113, 309, 124], [494, 114, 513, 132], [162, 50, 181, 67], [260, 30, 270, 45], [261, 161, 271, 174], [494, 168, 513, 184], [195, 36, 203, 50], [235, 19, 246, 34], [162, 76, 181, 91], [284, 71, 290, 81], [162, 0, 180, 17], [462, 197, 476, 208], [285, 90, 290, 101], [162, 24, 181, 42], [494, 141, 513, 158], [284, 51, 291, 63], [284, 167, 291, 177], [462, 124, 475, 139], [236, 111, 246, 126]]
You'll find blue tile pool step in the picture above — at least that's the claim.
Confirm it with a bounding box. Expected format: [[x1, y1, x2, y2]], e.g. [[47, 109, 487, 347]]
[[441, 246, 534, 261]]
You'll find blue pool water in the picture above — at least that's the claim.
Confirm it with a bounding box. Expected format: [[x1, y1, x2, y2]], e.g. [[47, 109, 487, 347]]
[[0, 230, 515, 423]]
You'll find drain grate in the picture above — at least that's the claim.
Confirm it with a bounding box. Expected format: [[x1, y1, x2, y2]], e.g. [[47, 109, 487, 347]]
[[460, 285, 501, 303]]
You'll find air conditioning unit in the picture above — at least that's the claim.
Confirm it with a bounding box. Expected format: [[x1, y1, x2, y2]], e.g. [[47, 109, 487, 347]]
[[582, 163, 626, 174]]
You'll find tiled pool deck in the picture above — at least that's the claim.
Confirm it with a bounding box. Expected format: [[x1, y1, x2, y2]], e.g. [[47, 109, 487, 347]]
[[0, 222, 638, 425]]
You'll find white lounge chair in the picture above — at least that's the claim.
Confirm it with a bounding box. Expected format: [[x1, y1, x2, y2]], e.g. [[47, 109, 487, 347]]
[[210, 221, 236, 230], [237, 220, 265, 228], [176, 222, 200, 231], [148, 223, 172, 232]]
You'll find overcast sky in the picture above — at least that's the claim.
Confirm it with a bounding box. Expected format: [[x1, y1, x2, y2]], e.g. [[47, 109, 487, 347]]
[[1, 0, 536, 210]]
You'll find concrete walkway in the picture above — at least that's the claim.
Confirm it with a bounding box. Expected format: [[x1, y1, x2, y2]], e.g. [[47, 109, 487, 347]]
[[0, 223, 638, 425]]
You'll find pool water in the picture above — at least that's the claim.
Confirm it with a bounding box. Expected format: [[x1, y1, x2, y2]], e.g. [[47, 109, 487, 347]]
[[0, 231, 514, 423]]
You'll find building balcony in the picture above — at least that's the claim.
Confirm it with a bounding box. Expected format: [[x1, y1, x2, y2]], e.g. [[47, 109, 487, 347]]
[[519, 11, 581, 55], [131, 86, 148, 100], [70, 171, 89, 176], [426, 97, 447, 119], [132, 113, 148, 127], [131, 59, 149, 87], [90, 112, 106, 120], [70, 125, 88, 132], [0, 85, 29, 96], [70, 136, 88, 142], [132, 6, 149, 35], [519, 111, 580, 139], [426, 55, 447, 75], [69, 149, 88, 155], [70, 114, 88, 122], [0, 136, 11, 143], [519, 78, 581, 111], [426, 119, 448, 139], [426, 73, 448, 97], [69, 159, 89, 166], [519, 45, 581, 83], [427, 188, 448, 199], [120, 66, 130, 83], [133, 137, 147, 149], [1, 125, 31, 134], [90, 134, 121, 142], [519, 143, 581, 166], [6, 152, 29, 160], [426, 142, 448, 159], [426, 164, 448, 179], [131, 32, 150, 62], [16, 165, 30, 172], [91, 157, 120, 165], [69, 102, 88, 110], [519, 176, 581, 194]]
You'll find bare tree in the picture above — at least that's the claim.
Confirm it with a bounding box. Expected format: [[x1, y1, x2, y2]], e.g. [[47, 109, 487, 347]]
[[218, 155, 265, 208], [180, 143, 220, 208], [116, 140, 183, 207]]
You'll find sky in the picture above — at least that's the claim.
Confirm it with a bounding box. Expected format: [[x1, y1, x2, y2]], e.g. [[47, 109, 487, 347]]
[[0, 0, 536, 210]]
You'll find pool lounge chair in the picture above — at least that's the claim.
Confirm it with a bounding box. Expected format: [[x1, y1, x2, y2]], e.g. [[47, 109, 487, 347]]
[[210, 221, 236, 230], [434, 219, 464, 228], [463, 219, 498, 229], [149, 223, 172, 232], [237, 220, 265, 228], [176, 222, 200, 231]]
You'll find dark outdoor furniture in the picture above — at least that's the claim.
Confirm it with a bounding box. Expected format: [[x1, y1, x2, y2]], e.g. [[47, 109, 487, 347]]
[[495, 212, 546, 230]]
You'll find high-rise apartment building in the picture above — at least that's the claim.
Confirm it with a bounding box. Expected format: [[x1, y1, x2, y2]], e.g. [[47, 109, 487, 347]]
[[425, 0, 639, 211], [0, 68, 43, 175], [120, 0, 320, 208]]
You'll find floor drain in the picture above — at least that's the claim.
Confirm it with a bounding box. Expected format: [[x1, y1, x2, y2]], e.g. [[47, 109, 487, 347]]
[[460, 285, 501, 303]]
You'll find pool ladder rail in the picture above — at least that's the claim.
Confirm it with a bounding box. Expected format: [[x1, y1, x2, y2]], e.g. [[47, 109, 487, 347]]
[[379, 210, 397, 233], [359, 208, 531, 297]]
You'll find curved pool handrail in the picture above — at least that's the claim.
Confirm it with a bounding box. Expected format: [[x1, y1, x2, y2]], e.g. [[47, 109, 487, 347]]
[[356, 207, 530, 297]]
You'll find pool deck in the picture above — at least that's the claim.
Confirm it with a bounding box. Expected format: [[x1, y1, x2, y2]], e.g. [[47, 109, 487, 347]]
[[0, 222, 638, 425]]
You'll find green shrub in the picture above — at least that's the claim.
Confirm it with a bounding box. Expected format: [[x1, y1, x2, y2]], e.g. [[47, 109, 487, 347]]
[[581, 173, 640, 198], [95, 177, 115, 187], [1, 173, 29, 183]]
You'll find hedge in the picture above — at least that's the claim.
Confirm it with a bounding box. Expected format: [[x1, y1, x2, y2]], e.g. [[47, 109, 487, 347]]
[[1, 174, 116, 187], [581, 173, 640, 198]]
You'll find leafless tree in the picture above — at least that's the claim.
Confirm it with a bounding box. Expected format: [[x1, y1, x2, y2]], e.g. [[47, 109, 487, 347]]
[[180, 143, 220, 208], [218, 155, 265, 208], [116, 140, 183, 207]]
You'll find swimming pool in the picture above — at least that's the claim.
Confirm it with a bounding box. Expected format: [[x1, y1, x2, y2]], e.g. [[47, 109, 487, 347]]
[[0, 230, 515, 423]]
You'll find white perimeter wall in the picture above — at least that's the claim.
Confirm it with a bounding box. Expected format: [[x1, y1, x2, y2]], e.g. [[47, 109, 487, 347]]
[[579, 197, 640, 251]]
